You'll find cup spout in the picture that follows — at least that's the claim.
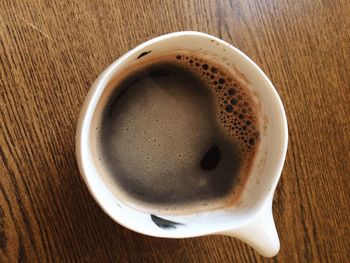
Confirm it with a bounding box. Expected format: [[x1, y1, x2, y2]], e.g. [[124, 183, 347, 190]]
[[222, 195, 280, 257]]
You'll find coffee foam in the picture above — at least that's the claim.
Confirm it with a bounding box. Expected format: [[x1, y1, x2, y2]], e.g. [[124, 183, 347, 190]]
[[174, 53, 260, 156], [91, 51, 260, 215]]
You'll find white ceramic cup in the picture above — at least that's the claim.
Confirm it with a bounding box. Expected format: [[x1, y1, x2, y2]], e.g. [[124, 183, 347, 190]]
[[76, 31, 288, 257]]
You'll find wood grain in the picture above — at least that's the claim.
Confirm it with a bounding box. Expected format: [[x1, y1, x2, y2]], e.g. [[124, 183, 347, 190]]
[[1, 0, 349, 262]]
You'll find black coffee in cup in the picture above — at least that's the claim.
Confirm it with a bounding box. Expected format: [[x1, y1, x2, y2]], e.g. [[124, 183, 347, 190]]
[[91, 51, 260, 214]]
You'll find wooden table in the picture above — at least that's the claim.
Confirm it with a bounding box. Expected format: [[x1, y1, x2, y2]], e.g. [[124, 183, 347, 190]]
[[1, 0, 349, 262]]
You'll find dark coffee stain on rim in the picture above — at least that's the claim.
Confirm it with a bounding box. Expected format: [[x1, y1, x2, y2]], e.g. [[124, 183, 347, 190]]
[[137, 50, 152, 59], [150, 215, 184, 230]]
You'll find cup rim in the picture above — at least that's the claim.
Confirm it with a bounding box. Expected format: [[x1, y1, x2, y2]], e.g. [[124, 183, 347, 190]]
[[76, 31, 288, 237]]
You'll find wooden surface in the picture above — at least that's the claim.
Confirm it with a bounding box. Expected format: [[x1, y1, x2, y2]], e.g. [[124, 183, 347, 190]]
[[1, 0, 349, 262]]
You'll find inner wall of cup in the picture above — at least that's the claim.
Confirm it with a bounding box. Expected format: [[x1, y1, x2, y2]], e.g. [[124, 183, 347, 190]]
[[88, 33, 280, 219]]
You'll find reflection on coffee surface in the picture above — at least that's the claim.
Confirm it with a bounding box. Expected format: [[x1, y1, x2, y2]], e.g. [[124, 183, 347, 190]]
[[92, 51, 260, 214]]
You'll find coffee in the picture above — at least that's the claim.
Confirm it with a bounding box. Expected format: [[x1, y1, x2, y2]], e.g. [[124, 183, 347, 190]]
[[91, 51, 260, 214]]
